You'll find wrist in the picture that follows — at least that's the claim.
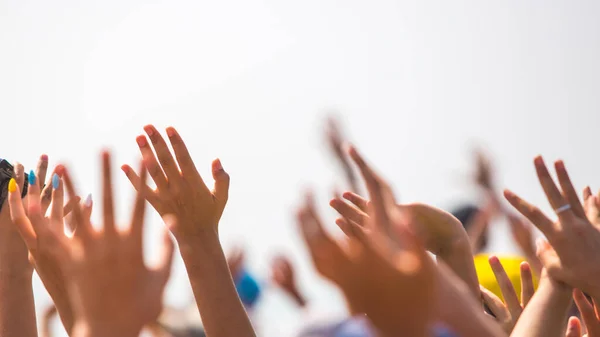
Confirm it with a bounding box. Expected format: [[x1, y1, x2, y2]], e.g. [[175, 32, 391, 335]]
[[178, 228, 222, 261]]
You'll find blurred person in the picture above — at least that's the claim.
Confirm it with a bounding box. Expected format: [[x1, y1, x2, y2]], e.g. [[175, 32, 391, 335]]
[[451, 149, 541, 303]]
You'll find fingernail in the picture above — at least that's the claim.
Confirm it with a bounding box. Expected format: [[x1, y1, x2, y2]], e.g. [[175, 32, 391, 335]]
[[214, 159, 223, 171], [144, 126, 155, 136], [166, 127, 175, 137], [28, 170, 36, 185], [8, 178, 16, 193], [52, 174, 60, 189], [84, 194, 93, 207], [41, 154, 48, 161], [136, 136, 147, 147]]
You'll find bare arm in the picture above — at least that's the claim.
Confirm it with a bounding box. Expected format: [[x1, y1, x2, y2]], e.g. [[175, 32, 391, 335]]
[[509, 273, 572, 337], [180, 233, 256, 337], [0, 166, 37, 337]]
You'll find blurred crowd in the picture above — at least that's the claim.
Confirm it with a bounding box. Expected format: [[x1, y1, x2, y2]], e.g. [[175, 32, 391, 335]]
[[1, 117, 599, 337]]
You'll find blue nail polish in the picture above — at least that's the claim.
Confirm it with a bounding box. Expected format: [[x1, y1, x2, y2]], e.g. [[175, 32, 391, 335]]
[[28, 170, 36, 185], [52, 174, 60, 189]]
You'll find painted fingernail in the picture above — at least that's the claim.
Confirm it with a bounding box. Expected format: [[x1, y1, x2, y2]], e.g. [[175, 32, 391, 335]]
[[8, 178, 16, 193], [136, 136, 147, 147], [28, 170, 36, 185], [166, 127, 175, 137], [41, 154, 48, 161], [84, 194, 93, 207], [52, 174, 60, 189]]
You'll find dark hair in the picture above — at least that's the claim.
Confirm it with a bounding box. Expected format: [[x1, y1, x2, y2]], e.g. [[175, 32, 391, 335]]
[[451, 204, 488, 251], [451, 205, 480, 229]]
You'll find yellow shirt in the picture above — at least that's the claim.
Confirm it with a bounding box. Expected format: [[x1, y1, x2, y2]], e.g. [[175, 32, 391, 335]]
[[474, 253, 538, 302]]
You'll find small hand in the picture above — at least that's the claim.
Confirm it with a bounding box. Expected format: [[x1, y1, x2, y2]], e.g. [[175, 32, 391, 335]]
[[270, 255, 305, 307], [480, 257, 535, 333], [297, 145, 435, 337], [8, 162, 83, 333], [504, 157, 600, 299], [122, 125, 230, 245]]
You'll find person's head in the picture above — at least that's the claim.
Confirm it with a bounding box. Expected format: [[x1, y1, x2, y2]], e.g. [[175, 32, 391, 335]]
[[451, 204, 489, 252]]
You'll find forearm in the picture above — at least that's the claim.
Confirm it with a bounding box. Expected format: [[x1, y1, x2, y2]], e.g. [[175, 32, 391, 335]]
[[53, 295, 75, 335], [437, 239, 480, 298], [510, 279, 572, 337], [179, 230, 256, 337], [436, 263, 506, 337], [0, 271, 38, 337]]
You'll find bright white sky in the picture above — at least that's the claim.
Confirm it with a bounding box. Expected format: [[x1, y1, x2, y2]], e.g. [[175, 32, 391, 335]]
[[1, 1, 600, 336]]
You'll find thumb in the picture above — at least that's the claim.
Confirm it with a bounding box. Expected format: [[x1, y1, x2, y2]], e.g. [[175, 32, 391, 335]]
[[211, 159, 230, 206], [536, 238, 565, 279], [565, 316, 582, 337]]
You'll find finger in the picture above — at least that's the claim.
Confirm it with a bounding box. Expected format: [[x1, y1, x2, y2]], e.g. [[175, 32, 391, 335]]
[[35, 154, 49, 191], [129, 161, 148, 245], [100, 151, 117, 238], [585, 194, 600, 225], [40, 167, 59, 214], [82, 193, 93, 220], [211, 159, 230, 212], [165, 127, 203, 182], [574, 289, 597, 334], [504, 189, 556, 237], [555, 160, 586, 219], [342, 192, 369, 212], [348, 146, 393, 235], [27, 169, 41, 208], [143, 125, 181, 182], [489, 255, 522, 315], [136, 135, 169, 191], [534, 156, 576, 225], [329, 198, 369, 226], [156, 223, 175, 285], [334, 217, 369, 245], [520, 262, 535, 307], [7, 178, 37, 248], [62, 166, 92, 242], [13, 162, 25, 194], [50, 174, 64, 229], [584, 186, 593, 202], [566, 316, 582, 337], [121, 165, 156, 197], [480, 285, 510, 321], [536, 239, 566, 280]]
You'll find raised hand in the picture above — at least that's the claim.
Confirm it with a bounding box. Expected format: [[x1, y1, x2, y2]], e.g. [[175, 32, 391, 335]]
[[480, 257, 535, 333], [325, 116, 359, 194], [271, 255, 306, 307], [504, 157, 600, 300], [123, 125, 255, 337], [7, 162, 85, 334], [10, 152, 175, 337], [329, 164, 479, 297], [297, 146, 436, 337], [121, 125, 230, 245]]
